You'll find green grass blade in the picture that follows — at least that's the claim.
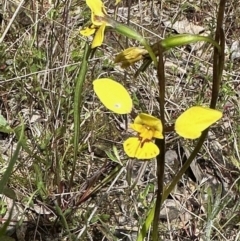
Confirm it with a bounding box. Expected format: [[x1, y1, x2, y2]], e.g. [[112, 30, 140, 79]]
[[55, 204, 73, 241], [0, 121, 23, 235], [137, 203, 155, 241], [70, 43, 91, 188], [0, 200, 15, 236], [0, 123, 24, 194]]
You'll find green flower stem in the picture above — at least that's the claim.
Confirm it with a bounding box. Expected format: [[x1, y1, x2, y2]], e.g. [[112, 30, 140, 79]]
[[159, 34, 221, 52], [163, 130, 208, 201], [70, 43, 92, 189], [137, 129, 209, 241], [136, 202, 155, 241], [142, 39, 158, 68], [55, 204, 73, 241]]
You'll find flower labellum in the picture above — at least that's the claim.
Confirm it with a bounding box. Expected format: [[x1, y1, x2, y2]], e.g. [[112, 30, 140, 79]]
[[123, 113, 163, 159]]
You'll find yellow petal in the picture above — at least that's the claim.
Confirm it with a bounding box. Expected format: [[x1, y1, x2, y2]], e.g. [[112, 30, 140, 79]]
[[134, 113, 163, 138], [130, 123, 154, 140], [123, 137, 159, 159], [175, 106, 222, 139], [86, 0, 107, 26], [93, 78, 132, 114], [130, 123, 145, 134], [86, 0, 105, 16], [153, 130, 163, 139], [91, 23, 106, 48], [80, 26, 96, 36]]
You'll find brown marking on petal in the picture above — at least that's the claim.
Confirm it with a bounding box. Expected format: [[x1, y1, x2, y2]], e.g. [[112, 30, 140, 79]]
[[94, 15, 104, 22], [140, 138, 151, 148], [145, 125, 151, 130]]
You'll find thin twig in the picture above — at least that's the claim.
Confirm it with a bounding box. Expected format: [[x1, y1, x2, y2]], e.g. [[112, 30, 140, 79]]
[[0, 0, 26, 43]]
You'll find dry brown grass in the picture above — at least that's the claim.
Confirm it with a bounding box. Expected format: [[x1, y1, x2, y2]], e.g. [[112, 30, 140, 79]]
[[0, 0, 240, 240]]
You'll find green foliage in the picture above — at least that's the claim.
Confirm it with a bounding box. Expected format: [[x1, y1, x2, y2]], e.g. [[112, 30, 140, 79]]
[[0, 115, 13, 134], [0, 0, 238, 240]]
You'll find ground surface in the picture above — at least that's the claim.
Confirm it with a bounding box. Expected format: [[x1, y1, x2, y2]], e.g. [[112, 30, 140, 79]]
[[0, 0, 240, 240]]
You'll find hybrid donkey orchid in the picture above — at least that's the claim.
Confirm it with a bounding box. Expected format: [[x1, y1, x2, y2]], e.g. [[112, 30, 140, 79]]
[[93, 78, 223, 160], [80, 0, 111, 48]]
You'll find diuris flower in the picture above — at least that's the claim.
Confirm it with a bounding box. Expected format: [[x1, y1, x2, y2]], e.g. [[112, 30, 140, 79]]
[[115, 47, 148, 68], [91, 75, 223, 160], [123, 113, 163, 159], [80, 0, 111, 48]]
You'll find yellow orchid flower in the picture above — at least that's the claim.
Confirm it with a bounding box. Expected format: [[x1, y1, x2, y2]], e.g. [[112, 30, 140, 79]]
[[91, 76, 223, 159], [115, 47, 148, 68], [80, 0, 111, 48], [131, 113, 163, 141], [124, 113, 163, 159]]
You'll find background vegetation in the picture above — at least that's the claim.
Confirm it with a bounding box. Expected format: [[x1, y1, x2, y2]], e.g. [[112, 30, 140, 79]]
[[0, 0, 240, 240]]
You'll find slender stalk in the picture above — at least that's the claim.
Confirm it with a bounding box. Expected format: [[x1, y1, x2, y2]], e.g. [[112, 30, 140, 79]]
[[137, 35, 221, 77], [0, 0, 25, 43], [152, 44, 166, 241], [163, 131, 208, 200], [142, 40, 158, 67], [69, 44, 91, 189], [211, 0, 226, 108]]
